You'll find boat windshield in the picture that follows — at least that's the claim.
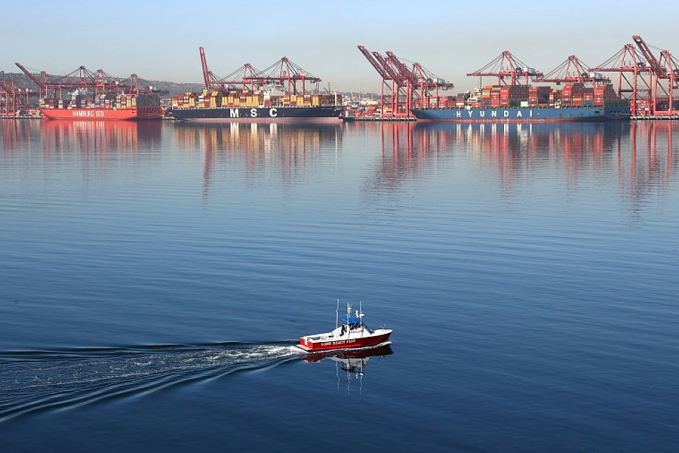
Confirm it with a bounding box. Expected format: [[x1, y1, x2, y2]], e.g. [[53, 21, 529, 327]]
[[341, 317, 361, 324]]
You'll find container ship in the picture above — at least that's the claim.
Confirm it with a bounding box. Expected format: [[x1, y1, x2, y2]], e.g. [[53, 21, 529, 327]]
[[13, 62, 164, 121], [170, 48, 343, 123], [411, 83, 630, 122], [170, 88, 342, 122], [356, 47, 638, 122], [39, 92, 162, 121]]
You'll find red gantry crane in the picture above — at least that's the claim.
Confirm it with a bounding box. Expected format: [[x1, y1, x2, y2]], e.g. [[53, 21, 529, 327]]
[[592, 35, 679, 116], [199, 46, 260, 91], [372, 50, 406, 116], [250, 57, 322, 96], [386, 51, 454, 112], [357, 45, 394, 116], [536, 55, 609, 85], [358, 46, 453, 118], [0, 76, 33, 117], [219, 63, 262, 92], [631, 35, 678, 116], [15, 63, 161, 100], [656, 49, 679, 114], [358, 46, 410, 117], [15, 63, 100, 99], [592, 43, 653, 116], [117, 73, 168, 95], [467, 51, 544, 86], [411, 62, 455, 101], [199, 47, 320, 96], [386, 51, 418, 115]]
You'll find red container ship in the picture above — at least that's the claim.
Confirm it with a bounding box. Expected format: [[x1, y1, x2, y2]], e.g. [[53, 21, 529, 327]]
[[40, 93, 162, 121], [14, 63, 165, 121]]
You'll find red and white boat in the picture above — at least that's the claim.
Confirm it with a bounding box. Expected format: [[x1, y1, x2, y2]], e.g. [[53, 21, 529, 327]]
[[298, 302, 392, 352]]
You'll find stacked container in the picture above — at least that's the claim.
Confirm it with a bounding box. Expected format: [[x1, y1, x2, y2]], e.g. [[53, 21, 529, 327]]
[[526, 86, 549, 107], [500, 85, 530, 107], [456, 93, 466, 108], [490, 86, 501, 108], [561, 83, 586, 107], [481, 86, 492, 108], [549, 89, 562, 106], [593, 83, 617, 107]]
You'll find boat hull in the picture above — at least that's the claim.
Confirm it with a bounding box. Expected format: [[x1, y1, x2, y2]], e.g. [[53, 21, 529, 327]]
[[411, 106, 630, 122], [40, 107, 163, 121], [298, 331, 392, 352], [170, 106, 343, 123]]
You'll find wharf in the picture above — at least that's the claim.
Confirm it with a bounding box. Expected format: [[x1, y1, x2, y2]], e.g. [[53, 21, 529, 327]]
[[631, 115, 679, 121], [343, 116, 416, 122], [0, 115, 40, 120]]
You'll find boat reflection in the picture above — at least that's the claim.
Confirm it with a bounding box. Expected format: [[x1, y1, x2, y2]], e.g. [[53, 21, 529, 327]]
[[301, 343, 393, 393]]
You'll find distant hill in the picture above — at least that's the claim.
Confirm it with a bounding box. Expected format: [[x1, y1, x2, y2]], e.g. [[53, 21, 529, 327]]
[[1, 70, 376, 105], [0, 71, 37, 91], [0, 71, 203, 98]]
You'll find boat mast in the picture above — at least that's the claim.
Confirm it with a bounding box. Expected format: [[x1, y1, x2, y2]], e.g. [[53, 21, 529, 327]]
[[335, 299, 339, 329]]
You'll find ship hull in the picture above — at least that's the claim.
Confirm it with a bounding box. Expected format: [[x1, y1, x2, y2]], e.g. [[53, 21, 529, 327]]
[[40, 107, 163, 121], [411, 106, 630, 122], [298, 331, 392, 352], [170, 106, 343, 123]]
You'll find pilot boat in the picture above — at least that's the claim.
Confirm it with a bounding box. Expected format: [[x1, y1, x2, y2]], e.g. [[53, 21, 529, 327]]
[[298, 302, 392, 352]]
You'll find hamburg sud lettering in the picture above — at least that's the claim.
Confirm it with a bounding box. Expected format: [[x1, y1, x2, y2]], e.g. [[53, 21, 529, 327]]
[[72, 110, 107, 118], [230, 108, 278, 118]]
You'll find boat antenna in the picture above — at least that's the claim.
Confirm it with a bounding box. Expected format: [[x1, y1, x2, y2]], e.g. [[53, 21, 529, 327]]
[[336, 299, 340, 329]]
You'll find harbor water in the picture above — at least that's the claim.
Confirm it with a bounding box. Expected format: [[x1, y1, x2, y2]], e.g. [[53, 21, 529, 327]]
[[1, 119, 678, 452]]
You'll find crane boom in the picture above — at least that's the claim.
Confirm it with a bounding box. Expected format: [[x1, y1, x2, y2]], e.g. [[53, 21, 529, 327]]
[[372, 52, 400, 83], [632, 35, 667, 78], [386, 52, 419, 87], [537, 55, 608, 84], [14, 62, 44, 88], [199, 47, 213, 89], [467, 51, 543, 86], [357, 46, 391, 80]]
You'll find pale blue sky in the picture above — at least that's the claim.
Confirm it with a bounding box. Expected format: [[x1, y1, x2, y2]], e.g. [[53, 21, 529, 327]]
[[2, 0, 677, 93]]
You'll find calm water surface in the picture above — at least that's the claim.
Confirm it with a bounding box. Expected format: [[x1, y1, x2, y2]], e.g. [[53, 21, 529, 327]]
[[1, 119, 678, 452]]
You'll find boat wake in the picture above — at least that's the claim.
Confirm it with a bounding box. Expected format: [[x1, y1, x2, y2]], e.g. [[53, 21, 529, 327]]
[[0, 342, 300, 422]]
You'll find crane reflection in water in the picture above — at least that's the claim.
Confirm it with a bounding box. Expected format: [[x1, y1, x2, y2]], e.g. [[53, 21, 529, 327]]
[[356, 120, 677, 216]]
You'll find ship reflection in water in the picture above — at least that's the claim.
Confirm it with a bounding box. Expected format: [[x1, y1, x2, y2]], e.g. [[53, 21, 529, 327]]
[[39, 120, 163, 156], [301, 343, 393, 394], [2, 119, 674, 211], [359, 120, 676, 214], [0, 120, 37, 156], [172, 121, 343, 201], [1, 120, 164, 179]]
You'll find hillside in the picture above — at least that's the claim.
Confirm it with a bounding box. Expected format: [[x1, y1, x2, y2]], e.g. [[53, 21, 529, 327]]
[[0, 71, 204, 98]]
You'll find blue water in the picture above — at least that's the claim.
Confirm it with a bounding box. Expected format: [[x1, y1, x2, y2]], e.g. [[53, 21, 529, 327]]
[[1, 119, 678, 452]]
